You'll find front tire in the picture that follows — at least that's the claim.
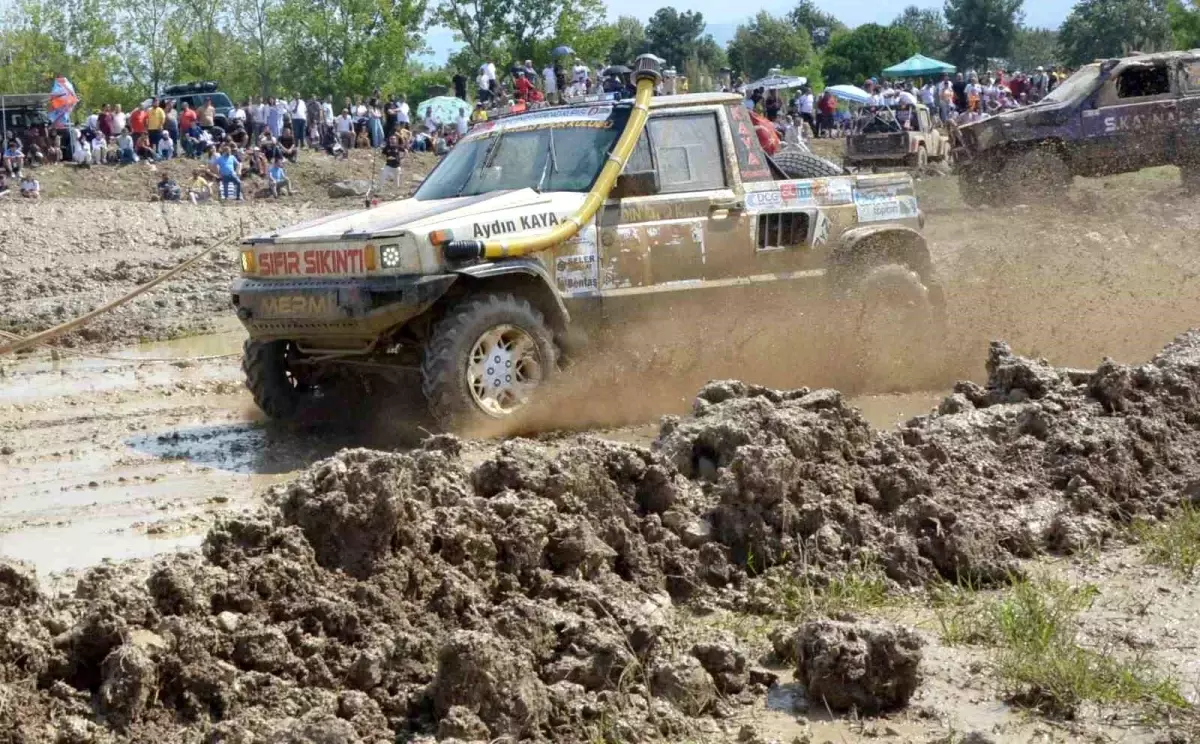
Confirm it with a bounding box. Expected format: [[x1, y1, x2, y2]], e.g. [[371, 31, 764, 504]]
[[243, 339, 321, 421], [1002, 148, 1071, 199], [421, 293, 557, 432]]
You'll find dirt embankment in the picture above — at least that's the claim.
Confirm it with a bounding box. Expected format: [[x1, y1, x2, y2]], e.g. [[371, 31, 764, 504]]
[[5, 330, 1200, 742]]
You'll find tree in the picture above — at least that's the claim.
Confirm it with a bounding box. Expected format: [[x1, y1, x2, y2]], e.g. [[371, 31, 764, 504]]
[[607, 15, 646, 65], [1009, 26, 1058, 69], [821, 24, 919, 84], [788, 0, 845, 49], [1058, 0, 1170, 66], [944, 0, 1024, 70], [892, 6, 948, 57], [1169, 0, 1200, 49], [235, 0, 280, 98], [117, 0, 177, 94], [644, 7, 706, 70], [727, 11, 812, 79]]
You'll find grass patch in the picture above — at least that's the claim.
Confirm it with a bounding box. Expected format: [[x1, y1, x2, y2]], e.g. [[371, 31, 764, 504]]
[[1135, 501, 1200, 578], [757, 557, 893, 621], [931, 576, 1188, 718]]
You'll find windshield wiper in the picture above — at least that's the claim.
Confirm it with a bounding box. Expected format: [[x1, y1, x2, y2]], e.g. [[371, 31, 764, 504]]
[[533, 128, 558, 194], [456, 131, 504, 198]]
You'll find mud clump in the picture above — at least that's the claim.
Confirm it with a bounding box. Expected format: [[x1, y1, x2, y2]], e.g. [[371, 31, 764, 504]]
[[789, 618, 923, 713], [8, 332, 1200, 740]]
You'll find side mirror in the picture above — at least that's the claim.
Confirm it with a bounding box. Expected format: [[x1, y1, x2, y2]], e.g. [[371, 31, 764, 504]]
[[614, 169, 659, 197]]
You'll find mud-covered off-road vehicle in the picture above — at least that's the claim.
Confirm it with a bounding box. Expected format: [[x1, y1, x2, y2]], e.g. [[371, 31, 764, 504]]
[[232, 61, 942, 431], [954, 50, 1200, 203], [845, 103, 951, 170]]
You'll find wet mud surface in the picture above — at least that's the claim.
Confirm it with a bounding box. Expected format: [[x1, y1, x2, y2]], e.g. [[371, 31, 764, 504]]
[[6, 330, 1200, 741]]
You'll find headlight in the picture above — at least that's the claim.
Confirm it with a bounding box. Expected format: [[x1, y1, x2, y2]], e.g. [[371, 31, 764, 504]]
[[378, 242, 404, 269], [240, 250, 257, 274]]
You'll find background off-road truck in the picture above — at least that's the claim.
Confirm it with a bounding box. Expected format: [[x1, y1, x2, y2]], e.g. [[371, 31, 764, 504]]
[[954, 50, 1200, 204], [844, 104, 951, 171], [232, 90, 944, 430]]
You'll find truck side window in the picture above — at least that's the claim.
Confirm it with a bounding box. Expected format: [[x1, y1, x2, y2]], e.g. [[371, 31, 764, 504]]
[[1116, 65, 1170, 98], [649, 114, 727, 194]]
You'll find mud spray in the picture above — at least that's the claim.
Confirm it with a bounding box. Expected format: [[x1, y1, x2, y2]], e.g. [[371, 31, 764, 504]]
[[6, 330, 1200, 741]]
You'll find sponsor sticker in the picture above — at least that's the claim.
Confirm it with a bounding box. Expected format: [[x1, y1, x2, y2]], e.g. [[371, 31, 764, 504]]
[[813, 211, 831, 246], [472, 211, 562, 239], [555, 226, 600, 295], [856, 195, 919, 223]]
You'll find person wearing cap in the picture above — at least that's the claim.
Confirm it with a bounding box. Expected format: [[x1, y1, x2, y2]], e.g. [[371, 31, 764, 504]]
[[470, 102, 488, 124]]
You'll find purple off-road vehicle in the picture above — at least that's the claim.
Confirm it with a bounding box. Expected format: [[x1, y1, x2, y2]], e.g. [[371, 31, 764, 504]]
[[953, 51, 1200, 204]]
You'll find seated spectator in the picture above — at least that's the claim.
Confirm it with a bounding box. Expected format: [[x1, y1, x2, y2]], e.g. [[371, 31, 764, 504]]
[[182, 122, 204, 157], [157, 130, 175, 160], [247, 146, 269, 177], [157, 173, 181, 201], [229, 123, 249, 148], [27, 141, 45, 165], [135, 133, 155, 162], [117, 129, 137, 164], [259, 131, 281, 162], [214, 145, 243, 201], [3, 140, 24, 176], [278, 127, 298, 161], [19, 173, 39, 199], [268, 157, 291, 197], [188, 169, 212, 204]]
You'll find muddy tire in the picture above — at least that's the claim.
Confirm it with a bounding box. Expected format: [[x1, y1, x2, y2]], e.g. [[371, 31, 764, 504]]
[[1002, 148, 1071, 199], [242, 339, 325, 421], [842, 264, 947, 393], [421, 293, 557, 432], [772, 146, 845, 178]]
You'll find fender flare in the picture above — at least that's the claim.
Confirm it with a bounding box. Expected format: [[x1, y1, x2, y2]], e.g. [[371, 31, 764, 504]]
[[828, 225, 936, 292], [453, 258, 571, 326]]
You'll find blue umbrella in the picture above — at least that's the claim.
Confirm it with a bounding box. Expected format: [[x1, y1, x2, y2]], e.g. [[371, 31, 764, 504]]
[[826, 84, 872, 105], [551, 45, 575, 58]]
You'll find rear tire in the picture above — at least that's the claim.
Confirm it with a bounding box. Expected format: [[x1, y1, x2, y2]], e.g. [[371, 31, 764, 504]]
[[772, 146, 845, 178], [421, 293, 557, 432], [1002, 148, 1071, 199]]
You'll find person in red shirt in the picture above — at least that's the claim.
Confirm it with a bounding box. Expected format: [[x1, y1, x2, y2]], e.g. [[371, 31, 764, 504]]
[[178, 102, 197, 133], [515, 72, 533, 101], [129, 105, 148, 136]]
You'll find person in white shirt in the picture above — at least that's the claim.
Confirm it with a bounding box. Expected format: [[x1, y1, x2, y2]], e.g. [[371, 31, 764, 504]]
[[253, 98, 268, 137], [335, 109, 354, 150], [896, 89, 918, 106], [290, 95, 307, 149], [397, 96, 410, 127], [86, 111, 99, 131], [157, 130, 175, 159], [112, 104, 127, 135], [543, 64, 557, 102], [455, 107, 468, 137], [571, 61, 588, 96]]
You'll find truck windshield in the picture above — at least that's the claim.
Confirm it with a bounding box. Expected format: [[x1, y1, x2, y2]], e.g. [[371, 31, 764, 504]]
[[414, 124, 621, 200], [1040, 64, 1101, 105]]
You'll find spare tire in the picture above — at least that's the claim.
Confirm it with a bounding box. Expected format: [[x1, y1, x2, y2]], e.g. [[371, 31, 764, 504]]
[[770, 145, 846, 178]]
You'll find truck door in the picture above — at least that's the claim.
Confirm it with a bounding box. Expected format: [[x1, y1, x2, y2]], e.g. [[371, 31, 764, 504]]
[[598, 109, 741, 293], [1080, 60, 1178, 174]]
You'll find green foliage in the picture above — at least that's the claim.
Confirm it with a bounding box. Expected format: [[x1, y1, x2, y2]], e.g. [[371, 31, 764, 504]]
[[786, 57, 826, 92], [606, 16, 647, 66], [644, 7, 706, 70], [933, 577, 1189, 718], [892, 5, 949, 57], [944, 0, 1024, 69], [1135, 501, 1200, 578], [822, 24, 919, 84], [1009, 26, 1059, 69], [1058, 0, 1171, 66], [1169, 0, 1200, 49], [727, 11, 813, 79], [788, 0, 846, 49]]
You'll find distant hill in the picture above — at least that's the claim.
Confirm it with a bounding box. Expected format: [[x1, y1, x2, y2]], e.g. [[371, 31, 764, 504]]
[[417, 22, 742, 67]]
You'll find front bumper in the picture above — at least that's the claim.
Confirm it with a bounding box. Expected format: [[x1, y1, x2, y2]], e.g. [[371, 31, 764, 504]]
[[232, 274, 456, 345]]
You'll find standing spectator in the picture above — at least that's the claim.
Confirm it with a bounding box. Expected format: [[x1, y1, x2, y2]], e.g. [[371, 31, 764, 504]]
[[951, 73, 967, 112], [98, 104, 114, 139], [179, 102, 197, 140], [199, 97, 216, 130], [455, 107, 469, 138], [252, 97, 267, 138], [378, 134, 402, 189], [214, 145, 243, 201], [147, 97, 166, 150], [130, 103, 148, 141], [265, 97, 282, 137], [796, 87, 815, 131], [289, 94, 307, 148], [231, 101, 247, 131], [397, 95, 410, 130], [368, 101, 384, 147], [477, 66, 492, 103], [112, 104, 127, 136], [306, 94, 321, 147], [385, 95, 399, 139], [322, 96, 335, 141], [335, 108, 354, 151], [515, 71, 533, 101], [543, 62, 557, 103], [164, 101, 179, 151], [816, 89, 836, 137], [86, 109, 100, 131], [452, 70, 467, 101], [268, 157, 291, 197]]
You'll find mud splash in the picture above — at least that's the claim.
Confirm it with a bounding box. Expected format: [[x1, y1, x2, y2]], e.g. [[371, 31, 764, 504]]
[[6, 331, 1200, 741]]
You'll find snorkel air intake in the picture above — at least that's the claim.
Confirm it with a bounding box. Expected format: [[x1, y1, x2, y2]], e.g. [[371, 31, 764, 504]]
[[443, 54, 664, 262]]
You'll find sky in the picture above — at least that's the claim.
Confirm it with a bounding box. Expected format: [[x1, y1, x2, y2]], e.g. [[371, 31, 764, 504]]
[[418, 0, 1077, 64]]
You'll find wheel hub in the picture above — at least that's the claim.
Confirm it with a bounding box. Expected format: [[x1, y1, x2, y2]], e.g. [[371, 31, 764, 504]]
[[467, 325, 543, 417]]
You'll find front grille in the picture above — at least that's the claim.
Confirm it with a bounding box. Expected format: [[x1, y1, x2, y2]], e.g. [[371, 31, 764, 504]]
[[855, 134, 904, 155]]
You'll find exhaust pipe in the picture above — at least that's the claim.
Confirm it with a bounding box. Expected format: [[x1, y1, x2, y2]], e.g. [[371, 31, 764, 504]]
[[443, 54, 664, 262]]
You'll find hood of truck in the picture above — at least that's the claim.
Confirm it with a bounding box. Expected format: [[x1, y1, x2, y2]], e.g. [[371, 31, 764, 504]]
[[241, 189, 587, 279]]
